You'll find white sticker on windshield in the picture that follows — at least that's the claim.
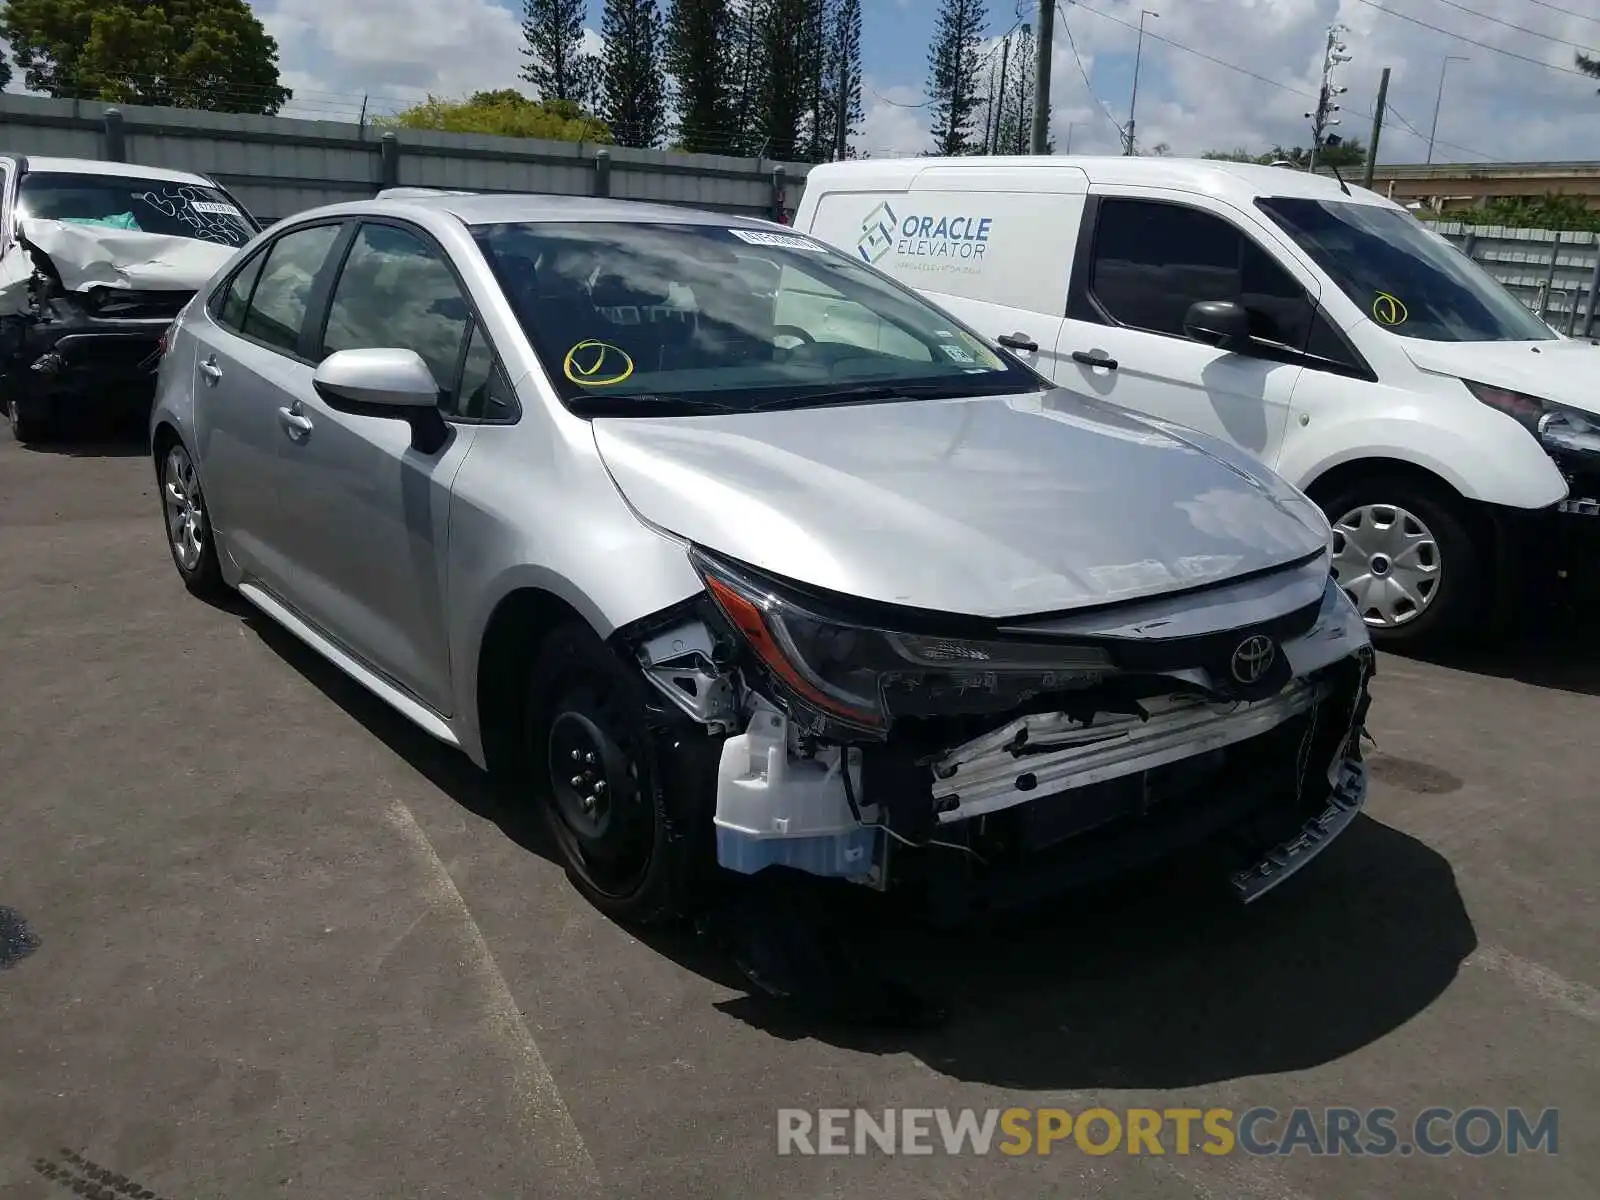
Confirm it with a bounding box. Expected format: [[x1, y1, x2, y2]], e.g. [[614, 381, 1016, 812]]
[[190, 201, 243, 218], [728, 229, 828, 252], [940, 343, 976, 363]]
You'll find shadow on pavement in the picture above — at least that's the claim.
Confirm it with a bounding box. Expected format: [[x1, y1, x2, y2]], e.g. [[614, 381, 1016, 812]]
[[19, 409, 150, 458], [238, 609, 1477, 1091], [1404, 602, 1600, 697]]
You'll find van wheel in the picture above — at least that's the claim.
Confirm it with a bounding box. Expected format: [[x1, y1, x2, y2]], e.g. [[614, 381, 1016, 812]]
[[1318, 475, 1482, 652], [524, 622, 695, 925]]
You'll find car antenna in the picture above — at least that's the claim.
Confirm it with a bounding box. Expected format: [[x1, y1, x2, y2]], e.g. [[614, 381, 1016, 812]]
[[1328, 161, 1352, 197]]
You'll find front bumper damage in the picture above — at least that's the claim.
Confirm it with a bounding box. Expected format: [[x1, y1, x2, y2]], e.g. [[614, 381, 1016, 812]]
[[1, 226, 197, 421], [623, 559, 1376, 916]]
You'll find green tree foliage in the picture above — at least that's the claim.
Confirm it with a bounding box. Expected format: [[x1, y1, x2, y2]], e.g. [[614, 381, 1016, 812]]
[[600, 0, 666, 147], [1430, 193, 1600, 233], [926, 0, 988, 156], [1202, 139, 1367, 170], [379, 90, 612, 143], [758, 0, 819, 161], [1578, 52, 1599, 90], [664, 0, 733, 152], [0, 0, 291, 114], [521, 0, 596, 105], [814, 0, 863, 161]]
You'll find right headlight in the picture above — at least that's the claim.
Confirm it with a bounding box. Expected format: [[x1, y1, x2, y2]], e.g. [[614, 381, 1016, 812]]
[[1464, 380, 1600, 462], [690, 548, 1113, 734]]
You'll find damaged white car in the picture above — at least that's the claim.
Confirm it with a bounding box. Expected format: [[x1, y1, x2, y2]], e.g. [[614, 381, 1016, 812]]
[[1, 156, 258, 441], [151, 193, 1374, 924]]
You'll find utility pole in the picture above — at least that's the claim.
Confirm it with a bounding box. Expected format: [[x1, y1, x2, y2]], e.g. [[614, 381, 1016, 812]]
[[992, 32, 1013, 155], [1124, 9, 1158, 156], [1426, 55, 1469, 165], [1030, 0, 1054, 154], [1306, 23, 1351, 172], [1363, 66, 1390, 190]]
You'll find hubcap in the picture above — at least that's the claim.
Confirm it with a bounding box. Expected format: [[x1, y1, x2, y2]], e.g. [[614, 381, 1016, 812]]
[[162, 446, 206, 571], [1331, 503, 1441, 628]]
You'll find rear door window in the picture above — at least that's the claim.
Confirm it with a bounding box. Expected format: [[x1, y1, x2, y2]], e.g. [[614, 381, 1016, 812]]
[[241, 224, 342, 355], [215, 251, 268, 333]]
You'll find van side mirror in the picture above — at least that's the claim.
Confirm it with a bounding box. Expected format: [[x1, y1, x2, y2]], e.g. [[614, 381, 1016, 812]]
[[1183, 300, 1252, 352]]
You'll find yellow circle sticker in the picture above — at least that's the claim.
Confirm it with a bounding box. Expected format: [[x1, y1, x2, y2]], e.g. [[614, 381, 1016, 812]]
[[562, 340, 635, 387], [1372, 291, 1409, 326]]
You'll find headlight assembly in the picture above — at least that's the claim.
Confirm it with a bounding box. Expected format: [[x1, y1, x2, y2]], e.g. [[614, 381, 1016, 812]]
[[1464, 380, 1600, 461], [690, 549, 1112, 732]]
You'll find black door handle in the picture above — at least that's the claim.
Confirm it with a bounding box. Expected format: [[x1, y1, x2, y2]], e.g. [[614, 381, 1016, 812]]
[[1071, 350, 1119, 370], [997, 332, 1039, 352]]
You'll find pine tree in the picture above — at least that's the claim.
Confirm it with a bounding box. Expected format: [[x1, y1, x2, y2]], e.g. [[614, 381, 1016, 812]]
[[522, 0, 595, 104], [1579, 53, 1600, 91], [727, 0, 768, 157], [926, 0, 988, 156], [665, 0, 734, 152], [601, 0, 667, 147], [758, 0, 819, 160], [813, 0, 862, 161]]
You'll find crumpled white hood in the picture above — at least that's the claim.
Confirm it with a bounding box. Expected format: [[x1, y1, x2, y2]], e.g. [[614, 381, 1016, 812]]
[[0, 218, 239, 315]]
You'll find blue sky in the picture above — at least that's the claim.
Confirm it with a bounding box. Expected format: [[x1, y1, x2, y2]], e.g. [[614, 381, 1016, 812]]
[[256, 0, 1600, 163]]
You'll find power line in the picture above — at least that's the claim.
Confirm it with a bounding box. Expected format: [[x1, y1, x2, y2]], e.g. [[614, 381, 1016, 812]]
[[1345, 0, 1597, 80], [1515, 0, 1600, 25], [1055, 2, 1125, 139], [1068, 0, 1502, 161], [1418, 0, 1600, 56]]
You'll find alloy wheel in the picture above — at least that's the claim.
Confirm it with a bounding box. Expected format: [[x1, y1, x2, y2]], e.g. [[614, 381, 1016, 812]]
[[1331, 502, 1442, 628], [162, 446, 207, 572]]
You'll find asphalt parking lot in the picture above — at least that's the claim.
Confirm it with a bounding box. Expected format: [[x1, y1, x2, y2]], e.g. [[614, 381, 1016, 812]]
[[1, 418, 1597, 1200]]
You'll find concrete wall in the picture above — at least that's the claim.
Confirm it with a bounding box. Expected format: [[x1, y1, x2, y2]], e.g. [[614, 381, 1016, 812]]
[[0, 94, 809, 225], [1434, 221, 1600, 335]]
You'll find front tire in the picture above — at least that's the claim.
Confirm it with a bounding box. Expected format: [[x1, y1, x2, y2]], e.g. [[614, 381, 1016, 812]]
[[160, 441, 228, 599], [6, 392, 53, 444], [525, 622, 699, 925], [1319, 474, 1482, 652]]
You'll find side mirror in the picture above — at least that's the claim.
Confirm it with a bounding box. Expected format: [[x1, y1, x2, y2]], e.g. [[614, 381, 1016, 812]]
[[1183, 300, 1253, 352], [312, 347, 449, 454]]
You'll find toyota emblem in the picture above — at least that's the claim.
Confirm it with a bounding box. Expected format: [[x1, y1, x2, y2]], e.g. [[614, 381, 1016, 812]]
[[1230, 634, 1276, 685]]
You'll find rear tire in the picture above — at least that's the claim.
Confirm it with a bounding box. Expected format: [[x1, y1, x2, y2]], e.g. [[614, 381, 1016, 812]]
[[525, 621, 699, 925], [1317, 474, 1483, 652], [159, 440, 228, 600]]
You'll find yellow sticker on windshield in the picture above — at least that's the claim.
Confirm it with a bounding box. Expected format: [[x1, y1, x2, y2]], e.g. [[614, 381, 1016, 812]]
[[563, 340, 635, 387], [1372, 291, 1409, 326]]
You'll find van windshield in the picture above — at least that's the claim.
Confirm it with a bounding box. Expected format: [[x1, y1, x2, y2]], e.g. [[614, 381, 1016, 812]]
[[1256, 197, 1555, 343], [473, 220, 1043, 416], [17, 172, 258, 248]]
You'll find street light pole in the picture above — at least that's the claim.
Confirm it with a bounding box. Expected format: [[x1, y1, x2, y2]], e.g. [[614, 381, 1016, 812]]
[[1426, 55, 1468, 165], [1124, 9, 1157, 156]]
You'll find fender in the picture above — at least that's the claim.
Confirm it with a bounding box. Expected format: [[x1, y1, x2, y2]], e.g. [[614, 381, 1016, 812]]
[[1279, 406, 1569, 511]]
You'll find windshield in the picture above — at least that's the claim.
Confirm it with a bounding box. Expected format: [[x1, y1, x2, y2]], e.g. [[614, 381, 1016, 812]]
[[1256, 197, 1554, 343], [17, 172, 257, 249], [473, 220, 1043, 414]]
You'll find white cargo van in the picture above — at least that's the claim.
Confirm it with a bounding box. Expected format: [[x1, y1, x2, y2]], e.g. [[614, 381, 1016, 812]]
[[793, 156, 1600, 649]]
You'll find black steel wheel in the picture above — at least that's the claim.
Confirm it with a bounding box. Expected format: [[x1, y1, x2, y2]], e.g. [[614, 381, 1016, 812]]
[[526, 622, 696, 924]]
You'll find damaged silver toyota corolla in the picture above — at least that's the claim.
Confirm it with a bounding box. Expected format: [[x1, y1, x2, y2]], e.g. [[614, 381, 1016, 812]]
[[152, 194, 1374, 926]]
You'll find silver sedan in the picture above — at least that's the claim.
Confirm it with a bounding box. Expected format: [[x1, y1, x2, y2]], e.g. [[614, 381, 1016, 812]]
[[151, 192, 1374, 925]]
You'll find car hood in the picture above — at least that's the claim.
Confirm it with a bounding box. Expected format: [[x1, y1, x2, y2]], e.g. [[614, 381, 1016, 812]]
[[1, 218, 239, 314], [591, 389, 1330, 619], [1401, 337, 1600, 418]]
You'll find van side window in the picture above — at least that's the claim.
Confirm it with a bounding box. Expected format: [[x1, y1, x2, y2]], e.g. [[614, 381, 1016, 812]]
[[1086, 199, 1314, 351]]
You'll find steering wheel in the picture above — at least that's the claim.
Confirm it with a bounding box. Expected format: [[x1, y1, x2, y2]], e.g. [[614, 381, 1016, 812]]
[[770, 324, 817, 356]]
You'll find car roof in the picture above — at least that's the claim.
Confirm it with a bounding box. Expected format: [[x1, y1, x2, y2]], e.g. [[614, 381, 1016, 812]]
[[803, 155, 1392, 207], [12, 156, 218, 185], [298, 192, 782, 229]]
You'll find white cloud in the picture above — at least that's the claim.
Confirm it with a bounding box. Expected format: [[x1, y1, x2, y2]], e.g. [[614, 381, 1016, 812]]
[[858, 80, 930, 157]]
